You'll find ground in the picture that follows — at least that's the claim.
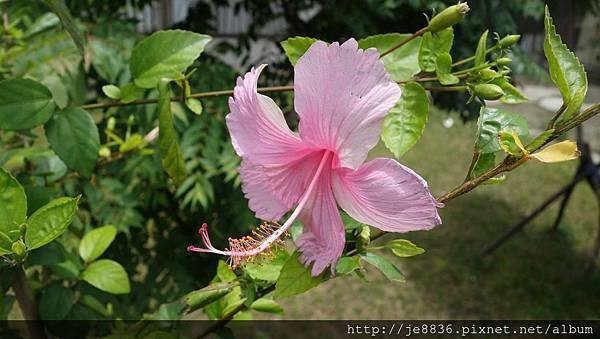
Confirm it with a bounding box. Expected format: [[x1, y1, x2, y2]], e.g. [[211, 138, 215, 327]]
[[273, 84, 600, 319]]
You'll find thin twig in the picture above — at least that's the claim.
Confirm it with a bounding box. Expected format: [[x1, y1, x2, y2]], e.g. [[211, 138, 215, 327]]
[[81, 86, 294, 110], [380, 27, 428, 58]]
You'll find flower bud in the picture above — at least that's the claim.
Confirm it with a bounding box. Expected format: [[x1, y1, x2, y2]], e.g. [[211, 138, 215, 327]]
[[107, 117, 116, 131], [479, 68, 500, 80], [498, 34, 520, 48], [473, 83, 504, 100], [427, 2, 470, 33], [99, 146, 111, 158], [496, 57, 512, 66], [11, 239, 27, 258]]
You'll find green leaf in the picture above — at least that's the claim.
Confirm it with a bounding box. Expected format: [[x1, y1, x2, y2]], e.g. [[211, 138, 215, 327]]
[[120, 83, 146, 103], [185, 282, 235, 313], [273, 252, 326, 299], [476, 107, 529, 154], [130, 30, 211, 88], [157, 79, 188, 184], [358, 33, 421, 81], [0, 78, 55, 131], [360, 252, 405, 282], [43, 0, 85, 57], [382, 239, 425, 257], [381, 82, 429, 158], [185, 98, 203, 115], [498, 131, 523, 156], [418, 28, 454, 72], [24, 196, 79, 250], [468, 152, 497, 181], [50, 258, 81, 280], [79, 225, 117, 262], [250, 298, 283, 314], [102, 85, 121, 100], [119, 134, 144, 153], [0, 168, 27, 239], [39, 283, 75, 320], [81, 259, 130, 294], [144, 301, 185, 320], [44, 107, 100, 177], [435, 53, 459, 85], [335, 256, 361, 275], [543, 6, 587, 122], [526, 129, 554, 152], [243, 249, 289, 282], [493, 78, 528, 104], [280, 37, 318, 66], [474, 30, 489, 66], [0, 231, 12, 255]]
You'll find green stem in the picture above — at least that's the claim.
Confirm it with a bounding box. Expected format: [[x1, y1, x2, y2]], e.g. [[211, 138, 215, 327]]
[[452, 62, 494, 76], [81, 86, 294, 110], [380, 27, 429, 58], [451, 45, 499, 67]]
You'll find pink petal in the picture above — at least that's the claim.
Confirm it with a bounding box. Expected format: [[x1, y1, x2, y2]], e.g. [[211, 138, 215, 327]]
[[227, 64, 319, 220], [296, 164, 345, 276], [239, 150, 325, 221], [332, 158, 442, 232], [294, 39, 402, 169], [226, 64, 306, 166]]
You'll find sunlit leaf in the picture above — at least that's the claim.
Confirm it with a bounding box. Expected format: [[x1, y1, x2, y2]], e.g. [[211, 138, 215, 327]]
[[381, 82, 428, 158], [81, 259, 130, 294], [130, 30, 211, 88], [273, 252, 326, 298], [543, 6, 587, 122], [0, 168, 27, 240], [359, 33, 421, 81], [24, 196, 79, 250], [476, 107, 529, 154], [250, 298, 283, 314], [526, 129, 555, 152], [382, 239, 425, 257], [335, 256, 361, 275], [435, 52, 459, 85], [280, 37, 318, 66], [418, 28, 453, 72], [493, 78, 528, 104], [79, 225, 117, 262], [360, 252, 405, 282], [102, 85, 121, 100], [474, 30, 489, 66]]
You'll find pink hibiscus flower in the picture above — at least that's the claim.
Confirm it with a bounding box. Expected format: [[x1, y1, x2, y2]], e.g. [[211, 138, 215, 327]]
[[188, 39, 442, 276]]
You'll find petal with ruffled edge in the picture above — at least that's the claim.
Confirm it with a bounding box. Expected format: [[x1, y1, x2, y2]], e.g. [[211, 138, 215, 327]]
[[239, 150, 324, 221], [296, 162, 345, 276], [332, 158, 442, 232], [294, 39, 402, 169], [227, 64, 318, 220], [226, 64, 306, 166]]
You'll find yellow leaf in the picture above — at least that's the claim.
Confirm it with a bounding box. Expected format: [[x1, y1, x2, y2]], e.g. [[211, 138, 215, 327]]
[[530, 140, 580, 163], [511, 130, 528, 155]]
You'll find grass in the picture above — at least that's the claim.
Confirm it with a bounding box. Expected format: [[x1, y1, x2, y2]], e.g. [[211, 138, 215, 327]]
[[274, 109, 600, 320]]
